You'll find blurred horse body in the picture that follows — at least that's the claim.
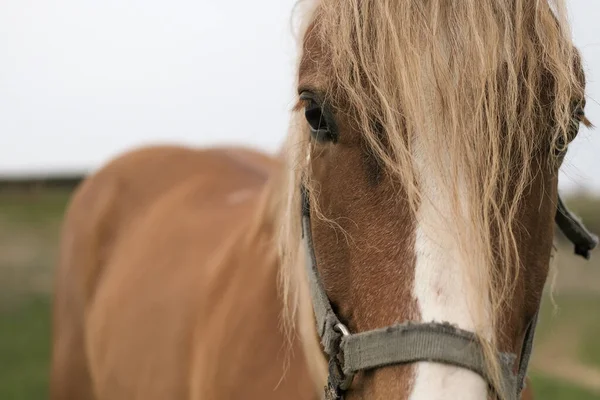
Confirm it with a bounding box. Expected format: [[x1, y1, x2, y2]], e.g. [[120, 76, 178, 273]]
[[50, 146, 315, 400]]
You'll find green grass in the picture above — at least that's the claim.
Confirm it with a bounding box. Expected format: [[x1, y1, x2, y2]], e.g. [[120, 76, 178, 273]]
[[0, 190, 63, 399], [535, 293, 600, 368], [0, 296, 51, 399], [0, 191, 70, 227], [581, 320, 600, 368], [531, 373, 600, 399]]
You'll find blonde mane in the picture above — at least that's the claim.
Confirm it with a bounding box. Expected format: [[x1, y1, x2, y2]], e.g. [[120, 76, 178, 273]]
[[277, 0, 585, 397]]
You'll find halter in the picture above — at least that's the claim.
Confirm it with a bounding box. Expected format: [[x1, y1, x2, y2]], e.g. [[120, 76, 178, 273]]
[[300, 185, 597, 400]]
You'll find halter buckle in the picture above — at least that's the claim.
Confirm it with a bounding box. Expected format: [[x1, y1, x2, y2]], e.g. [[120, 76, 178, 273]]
[[333, 323, 355, 391], [334, 323, 351, 337]]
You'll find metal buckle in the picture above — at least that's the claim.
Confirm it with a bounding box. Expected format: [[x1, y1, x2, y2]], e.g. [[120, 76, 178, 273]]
[[333, 323, 355, 391]]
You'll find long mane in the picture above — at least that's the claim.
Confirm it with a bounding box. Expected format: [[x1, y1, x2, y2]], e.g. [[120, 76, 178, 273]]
[[277, 0, 585, 395]]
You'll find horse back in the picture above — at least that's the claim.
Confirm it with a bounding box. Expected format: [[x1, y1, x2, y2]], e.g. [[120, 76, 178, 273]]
[[51, 145, 313, 400]]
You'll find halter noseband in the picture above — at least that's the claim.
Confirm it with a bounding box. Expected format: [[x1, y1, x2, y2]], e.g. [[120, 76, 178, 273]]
[[300, 185, 597, 400]]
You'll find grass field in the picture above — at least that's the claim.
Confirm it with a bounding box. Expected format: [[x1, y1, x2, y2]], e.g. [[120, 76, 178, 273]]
[[0, 188, 599, 399]]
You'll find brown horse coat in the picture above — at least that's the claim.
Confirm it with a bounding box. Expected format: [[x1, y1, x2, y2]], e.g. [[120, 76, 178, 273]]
[[51, 145, 315, 400]]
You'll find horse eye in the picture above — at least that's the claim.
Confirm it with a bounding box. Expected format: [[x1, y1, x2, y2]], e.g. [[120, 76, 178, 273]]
[[299, 92, 337, 143], [555, 109, 585, 156], [305, 100, 329, 132]]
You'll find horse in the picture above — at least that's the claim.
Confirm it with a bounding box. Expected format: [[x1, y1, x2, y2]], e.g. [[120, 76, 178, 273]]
[[50, 1, 597, 399]]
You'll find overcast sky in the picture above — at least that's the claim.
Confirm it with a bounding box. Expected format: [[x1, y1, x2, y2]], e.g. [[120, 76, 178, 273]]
[[1, 0, 599, 194]]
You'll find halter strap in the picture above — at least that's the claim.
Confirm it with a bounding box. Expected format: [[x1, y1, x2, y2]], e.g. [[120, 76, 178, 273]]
[[301, 187, 518, 399], [301, 185, 596, 400], [556, 195, 599, 259]]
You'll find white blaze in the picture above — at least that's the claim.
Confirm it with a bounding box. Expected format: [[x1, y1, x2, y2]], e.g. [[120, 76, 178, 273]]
[[408, 142, 491, 399]]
